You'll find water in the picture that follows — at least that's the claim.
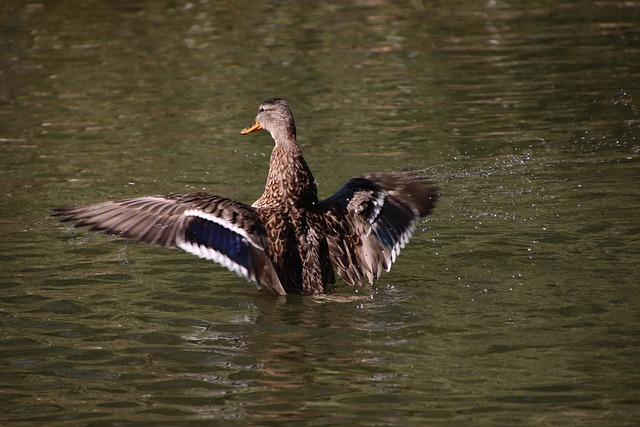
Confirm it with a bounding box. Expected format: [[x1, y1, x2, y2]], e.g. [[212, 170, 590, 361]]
[[2, 1, 640, 425]]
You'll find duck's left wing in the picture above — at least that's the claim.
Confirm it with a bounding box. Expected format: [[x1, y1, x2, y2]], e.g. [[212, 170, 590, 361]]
[[53, 193, 285, 295]]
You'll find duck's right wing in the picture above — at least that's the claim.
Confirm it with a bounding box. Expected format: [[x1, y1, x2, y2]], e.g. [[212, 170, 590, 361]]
[[321, 172, 438, 285], [53, 192, 285, 295]]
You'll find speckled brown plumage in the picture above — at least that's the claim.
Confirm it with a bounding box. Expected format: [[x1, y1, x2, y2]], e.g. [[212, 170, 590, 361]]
[[54, 98, 438, 295]]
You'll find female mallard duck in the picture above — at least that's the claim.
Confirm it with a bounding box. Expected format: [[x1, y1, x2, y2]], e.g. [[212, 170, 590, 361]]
[[54, 98, 438, 295]]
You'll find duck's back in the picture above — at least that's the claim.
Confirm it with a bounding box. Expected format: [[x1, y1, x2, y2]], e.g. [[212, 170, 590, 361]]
[[258, 205, 336, 295]]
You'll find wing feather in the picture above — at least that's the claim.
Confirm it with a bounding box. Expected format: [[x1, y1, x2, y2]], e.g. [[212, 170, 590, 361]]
[[321, 172, 438, 285], [53, 193, 285, 295]]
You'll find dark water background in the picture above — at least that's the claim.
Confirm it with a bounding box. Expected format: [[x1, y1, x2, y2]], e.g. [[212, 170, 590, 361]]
[[1, 1, 639, 425]]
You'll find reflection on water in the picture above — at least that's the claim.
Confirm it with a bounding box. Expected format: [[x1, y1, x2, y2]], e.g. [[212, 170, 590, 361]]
[[1, 0, 640, 425]]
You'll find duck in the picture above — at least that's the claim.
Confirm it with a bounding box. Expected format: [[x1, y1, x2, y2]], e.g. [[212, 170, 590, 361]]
[[54, 98, 438, 295]]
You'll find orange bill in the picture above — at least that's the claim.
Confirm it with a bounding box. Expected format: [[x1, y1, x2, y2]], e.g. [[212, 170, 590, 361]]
[[241, 120, 262, 134]]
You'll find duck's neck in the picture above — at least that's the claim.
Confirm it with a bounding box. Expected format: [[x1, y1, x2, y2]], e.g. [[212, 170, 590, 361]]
[[253, 137, 318, 210]]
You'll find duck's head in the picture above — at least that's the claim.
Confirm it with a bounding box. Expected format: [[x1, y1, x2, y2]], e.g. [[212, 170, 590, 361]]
[[241, 98, 296, 142]]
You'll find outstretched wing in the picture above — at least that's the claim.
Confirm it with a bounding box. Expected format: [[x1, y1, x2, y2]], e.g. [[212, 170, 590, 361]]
[[321, 172, 438, 285], [53, 192, 285, 295]]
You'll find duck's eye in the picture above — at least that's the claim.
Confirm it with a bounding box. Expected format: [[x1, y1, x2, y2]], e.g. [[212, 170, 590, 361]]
[[259, 107, 265, 113]]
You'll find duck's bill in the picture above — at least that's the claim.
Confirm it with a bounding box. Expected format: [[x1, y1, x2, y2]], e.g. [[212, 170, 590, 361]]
[[241, 121, 262, 134]]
